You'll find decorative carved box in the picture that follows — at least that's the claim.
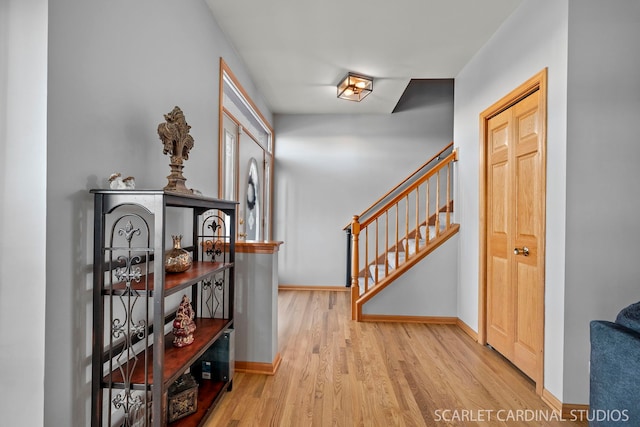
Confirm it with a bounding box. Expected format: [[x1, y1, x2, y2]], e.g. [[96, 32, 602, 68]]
[[167, 373, 198, 423]]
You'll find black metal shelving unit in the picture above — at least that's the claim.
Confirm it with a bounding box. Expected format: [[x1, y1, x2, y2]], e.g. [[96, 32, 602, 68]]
[[91, 190, 237, 427]]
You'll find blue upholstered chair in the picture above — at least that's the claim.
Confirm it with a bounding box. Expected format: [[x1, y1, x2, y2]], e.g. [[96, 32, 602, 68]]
[[589, 302, 640, 426]]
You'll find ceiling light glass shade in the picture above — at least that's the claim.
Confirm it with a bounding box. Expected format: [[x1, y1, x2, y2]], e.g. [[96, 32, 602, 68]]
[[337, 72, 373, 102]]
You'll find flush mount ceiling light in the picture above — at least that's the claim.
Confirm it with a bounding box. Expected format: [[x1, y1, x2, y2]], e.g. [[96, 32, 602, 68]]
[[337, 72, 373, 102]]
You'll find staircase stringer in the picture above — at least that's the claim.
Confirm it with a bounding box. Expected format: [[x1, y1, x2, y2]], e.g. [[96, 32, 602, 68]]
[[353, 223, 459, 321]]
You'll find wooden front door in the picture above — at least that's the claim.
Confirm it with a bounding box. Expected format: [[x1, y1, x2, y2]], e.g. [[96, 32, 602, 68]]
[[484, 82, 546, 385]]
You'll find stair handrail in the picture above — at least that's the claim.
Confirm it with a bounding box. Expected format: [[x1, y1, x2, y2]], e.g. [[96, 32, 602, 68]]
[[342, 141, 454, 231], [357, 149, 457, 229]]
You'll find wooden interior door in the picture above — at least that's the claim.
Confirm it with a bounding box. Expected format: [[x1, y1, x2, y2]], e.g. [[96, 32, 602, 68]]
[[486, 89, 544, 381]]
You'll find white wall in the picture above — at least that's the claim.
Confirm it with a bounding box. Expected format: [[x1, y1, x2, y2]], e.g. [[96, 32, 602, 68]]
[[364, 234, 459, 317], [274, 80, 454, 291], [45, 1, 270, 425], [235, 251, 279, 363], [454, 0, 569, 400], [0, 0, 48, 425], [563, 0, 640, 404]]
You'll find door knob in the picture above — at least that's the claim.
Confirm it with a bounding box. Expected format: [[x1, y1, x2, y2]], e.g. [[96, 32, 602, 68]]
[[513, 246, 530, 256]]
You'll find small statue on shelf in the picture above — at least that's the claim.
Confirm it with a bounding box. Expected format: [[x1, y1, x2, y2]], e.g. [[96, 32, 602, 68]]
[[122, 176, 135, 189], [173, 295, 196, 348], [157, 106, 194, 194], [108, 172, 136, 189]]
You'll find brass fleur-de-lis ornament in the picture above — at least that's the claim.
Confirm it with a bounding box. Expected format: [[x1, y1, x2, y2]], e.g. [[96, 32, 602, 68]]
[[157, 106, 194, 194]]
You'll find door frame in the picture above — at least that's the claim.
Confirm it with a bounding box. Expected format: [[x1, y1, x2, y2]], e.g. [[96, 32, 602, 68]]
[[218, 58, 275, 240], [478, 68, 547, 394]]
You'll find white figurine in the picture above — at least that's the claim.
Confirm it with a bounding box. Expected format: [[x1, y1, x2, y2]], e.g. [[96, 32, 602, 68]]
[[123, 176, 135, 189], [109, 173, 124, 189], [108, 173, 135, 189]]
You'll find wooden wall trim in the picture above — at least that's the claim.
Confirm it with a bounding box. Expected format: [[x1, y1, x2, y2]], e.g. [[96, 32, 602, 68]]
[[561, 404, 590, 422], [236, 240, 283, 254], [222, 106, 263, 148], [456, 318, 478, 341], [278, 285, 349, 292], [360, 314, 457, 324], [235, 353, 282, 375], [542, 389, 590, 421], [541, 388, 562, 413], [220, 58, 274, 134]]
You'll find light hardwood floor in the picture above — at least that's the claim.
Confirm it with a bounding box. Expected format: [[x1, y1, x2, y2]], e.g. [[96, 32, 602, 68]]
[[205, 290, 587, 427]]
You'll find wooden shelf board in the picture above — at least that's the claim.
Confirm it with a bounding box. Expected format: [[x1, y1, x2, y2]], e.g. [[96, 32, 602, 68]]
[[104, 318, 232, 387], [104, 261, 233, 296]]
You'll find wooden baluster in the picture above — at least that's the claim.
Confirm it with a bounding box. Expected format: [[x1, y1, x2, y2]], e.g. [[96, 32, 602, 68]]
[[452, 150, 458, 227], [351, 215, 360, 321], [446, 161, 451, 228], [426, 177, 430, 244], [374, 217, 379, 284], [415, 186, 420, 254], [435, 170, 440, 237], [395, 204, 399, 268], [365, 225, 369, 293], [384, 211, 389, 278], [404, 195, 409, 257]]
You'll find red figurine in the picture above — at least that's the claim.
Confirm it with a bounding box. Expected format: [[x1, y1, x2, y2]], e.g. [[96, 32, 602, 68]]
[[173, 295, 196, 347]]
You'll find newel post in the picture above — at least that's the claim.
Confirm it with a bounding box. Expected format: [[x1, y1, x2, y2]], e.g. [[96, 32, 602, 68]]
[[351, 215, 360, 321]]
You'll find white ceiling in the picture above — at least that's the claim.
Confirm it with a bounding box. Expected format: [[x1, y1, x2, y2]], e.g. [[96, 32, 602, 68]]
[[205, 0, 523, 115]]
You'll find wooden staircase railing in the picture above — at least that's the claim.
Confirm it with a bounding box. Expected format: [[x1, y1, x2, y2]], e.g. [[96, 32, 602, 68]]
[[347, 143, 459, 321]]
